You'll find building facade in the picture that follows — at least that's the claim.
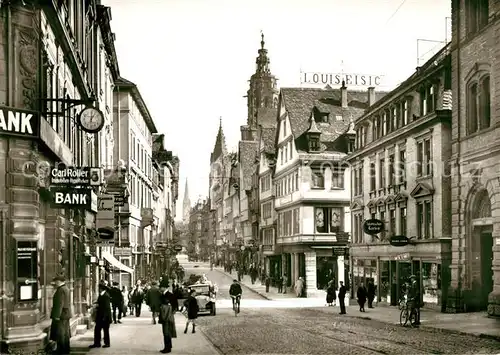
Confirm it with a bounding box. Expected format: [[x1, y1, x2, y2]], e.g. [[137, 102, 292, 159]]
[[112, 77, 157, 282], [346, 45, 452, 310], [0, 1, 120, 352], [447, 0, 500, 316], [273, 86, 358, 297]]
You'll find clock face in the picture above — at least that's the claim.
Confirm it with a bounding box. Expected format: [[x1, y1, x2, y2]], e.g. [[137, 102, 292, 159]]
[[79, 107, 104, 133]]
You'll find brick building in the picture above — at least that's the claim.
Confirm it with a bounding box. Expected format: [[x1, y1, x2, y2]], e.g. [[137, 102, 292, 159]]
[[346, 44, 452, 310], [447, 0, 500, 316]]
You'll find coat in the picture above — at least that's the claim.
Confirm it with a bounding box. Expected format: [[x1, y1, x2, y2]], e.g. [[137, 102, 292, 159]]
[[51, 283, 72, 320], [294, 278, 304, 297], [183, 296, 199, 319], [130, 287, 144, 304], [109, 286, 124, 306], [159, 299, 177, 338], [95, 291, 112, 325], [357, 286, 367, 303], [326, 286, 337, 303], [146, 286, 162, 312]]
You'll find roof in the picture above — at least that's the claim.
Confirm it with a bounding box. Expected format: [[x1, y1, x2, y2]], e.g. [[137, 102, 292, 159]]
[[114, 77, 158, 133], [257, 107, 278, 128], [96, 5, 120, 80], [260, 127, 276, 154], [280, 87, 387, 151], [211, 120, 226, 163], [239, 141, 258, 190]]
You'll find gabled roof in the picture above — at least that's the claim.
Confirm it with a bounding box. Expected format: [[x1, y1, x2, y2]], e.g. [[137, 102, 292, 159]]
[[260, 126, 276, 154], [115, 77, 157, 133], [239, 141, 258, 191]]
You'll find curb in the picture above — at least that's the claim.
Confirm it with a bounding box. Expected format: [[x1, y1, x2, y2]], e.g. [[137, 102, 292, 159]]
[[350, 315, 500, 342], [198, 328, 225, 355], [213, 268, 272, 300]]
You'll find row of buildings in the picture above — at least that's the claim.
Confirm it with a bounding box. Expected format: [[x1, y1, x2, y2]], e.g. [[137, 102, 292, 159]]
[[189, 0, 499, 317], [0, 1, 179, 353]]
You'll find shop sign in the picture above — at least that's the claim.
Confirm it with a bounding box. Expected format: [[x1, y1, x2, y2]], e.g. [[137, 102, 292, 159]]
[[16, 240, 38, 302], [394, 252, 410, 261], [301, 72, 382, 87], [50, 187, 92, 209], [0, 107, 40, 138], [50, 166, 102, 186], [332, 247, 348, 257], [363, 219, 384, 235], [174, 245, 183, 252], [96, 194, 114, 230], [390, 235, 410, 247]]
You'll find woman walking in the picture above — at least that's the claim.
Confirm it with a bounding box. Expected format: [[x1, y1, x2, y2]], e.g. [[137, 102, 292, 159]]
[[121, 286, 129, 317], [326, 280, 337, 306]]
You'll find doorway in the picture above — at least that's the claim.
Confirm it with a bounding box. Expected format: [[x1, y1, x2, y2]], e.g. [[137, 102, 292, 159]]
[[480, 231, 493, 308]]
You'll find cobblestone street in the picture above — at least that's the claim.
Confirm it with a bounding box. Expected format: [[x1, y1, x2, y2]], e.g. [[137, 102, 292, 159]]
[[191, 265, 500, 355]]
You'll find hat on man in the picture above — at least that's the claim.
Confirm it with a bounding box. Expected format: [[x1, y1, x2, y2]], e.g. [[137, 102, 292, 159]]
[[159, 279, 169, 289], [52, 274, 65, 282]]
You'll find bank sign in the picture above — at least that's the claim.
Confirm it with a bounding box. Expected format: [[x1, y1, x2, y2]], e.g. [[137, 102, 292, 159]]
[[0, 107, 40, 138], [49, 187, 97, 211]]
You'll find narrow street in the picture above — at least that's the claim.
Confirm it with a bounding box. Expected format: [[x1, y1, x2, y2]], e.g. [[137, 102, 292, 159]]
[[183, 263, 500, 355]]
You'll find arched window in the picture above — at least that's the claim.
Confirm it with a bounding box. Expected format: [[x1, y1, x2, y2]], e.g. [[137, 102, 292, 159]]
[[467, 75, 490, 135], [473, 190, 491, 219]]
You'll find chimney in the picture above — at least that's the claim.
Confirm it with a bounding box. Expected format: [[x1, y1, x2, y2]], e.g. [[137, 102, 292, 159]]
[[341, 81, 348, 108], [368, 87, 376, 106]]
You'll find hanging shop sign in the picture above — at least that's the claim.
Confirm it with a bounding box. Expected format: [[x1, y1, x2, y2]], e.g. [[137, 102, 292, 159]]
[[50, 166, 102, 186], [96, 194, 115, 230], [363, 219, 384, 235], [16, 240, 38, 302], [50, 187, 93, 210], [0, 107, 40, 138], [389, 235, 410, 247]]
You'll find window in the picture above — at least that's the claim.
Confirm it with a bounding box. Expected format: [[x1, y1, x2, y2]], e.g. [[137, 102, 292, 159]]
[[466, 0, 489, 35], [369, 161, 376, 191], [289, 142, 293, 159], [416, 201, 433, 239], [331, 168, 344, 189], [399, 150, 406, 183], [388, 154, 395, 186], [372, 119, 377, 141], [262, 202, 272, 219], [402, 100, 408, 126], [284, 146, 288, 162], [263, 229, 274, 245], [379, 158, 386, 188], [293, 209, 300, 234], [400, 207, 407, 235], [309, 137, 320, 152], [389, 209, 396, 235], [283, 120, 286, 137], [261, 174, 271, 192], [417, 138, 432, 176], [376, 116, 382, 138], [347, 139, 355, 153], [295, 171, 299, 190], [278, 210, 293, 237], [359, 165, 364, 195], [315, 207, 344, 233], [311, 168, 325, 188], [420, 85, 435, 117], [382, 112, 387, 135], [391, 106, 398, 131], [280, 149, 283, 165], [379, 211, 386, 240], [467, 75, 491, 135]]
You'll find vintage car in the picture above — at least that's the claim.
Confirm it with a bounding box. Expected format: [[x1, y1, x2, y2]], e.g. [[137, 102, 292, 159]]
[[189, 283, 216, 316]]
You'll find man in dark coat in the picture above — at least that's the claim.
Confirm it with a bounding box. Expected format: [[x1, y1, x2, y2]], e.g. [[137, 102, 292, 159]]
[[159, 279, 177, 353], [338, 281, 347, 315], [108, 282, 124, 324], [367, 281, 376, 308], [146, 281, 162, 324], [50, 275, 72, 354], [90, 283, 112, 348], [357, 282, 368, 312], [130, 284, 144, 317], [183, 289, 199, 334]]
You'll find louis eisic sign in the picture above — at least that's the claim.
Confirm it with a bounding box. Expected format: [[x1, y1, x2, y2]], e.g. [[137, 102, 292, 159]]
[[301, 72, 383, 87]]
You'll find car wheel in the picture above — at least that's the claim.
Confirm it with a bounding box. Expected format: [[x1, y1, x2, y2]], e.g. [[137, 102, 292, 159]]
[[211, 305, 216, 316]]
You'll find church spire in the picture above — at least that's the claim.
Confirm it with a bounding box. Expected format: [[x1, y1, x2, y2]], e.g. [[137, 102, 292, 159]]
[[256, 31, 271, 75], [211, 117, 227, 163], [182, 178, 191, 224]]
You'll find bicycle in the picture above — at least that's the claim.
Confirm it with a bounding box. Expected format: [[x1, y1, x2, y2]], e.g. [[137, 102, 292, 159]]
[[399, 299, 419, 327], [231, 294, 241, 316], [398, 294, 407, 310]]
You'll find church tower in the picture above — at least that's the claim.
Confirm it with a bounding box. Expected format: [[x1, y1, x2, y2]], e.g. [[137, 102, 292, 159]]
[[241, 33, 279, 140], [182, 178, 191, 224]]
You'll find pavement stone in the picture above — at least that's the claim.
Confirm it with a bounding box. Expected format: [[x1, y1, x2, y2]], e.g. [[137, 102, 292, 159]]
[[216, 265, 500, 342], [69, 308, 220, 355]]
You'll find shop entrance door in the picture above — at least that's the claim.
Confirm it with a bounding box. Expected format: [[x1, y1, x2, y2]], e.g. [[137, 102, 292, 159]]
[[480, 231, 493, 309]]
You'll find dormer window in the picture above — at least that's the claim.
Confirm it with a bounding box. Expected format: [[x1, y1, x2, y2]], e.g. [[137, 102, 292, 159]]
[[315, 113, 329, 123], [309, 137, 320, 152]]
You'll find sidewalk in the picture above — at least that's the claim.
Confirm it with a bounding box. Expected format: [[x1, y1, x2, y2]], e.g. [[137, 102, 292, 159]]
[[216, 268, 500, 341], [69, 309, 220, 354]]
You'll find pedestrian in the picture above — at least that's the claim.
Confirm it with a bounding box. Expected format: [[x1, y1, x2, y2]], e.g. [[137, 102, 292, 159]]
[[294, 277, 304, 298], [367, 281, 376, 308], [282, 274, 288, 294], [109, 282, 123, 324], [130, 283, 144, 317], [338, 281, 347, 315], [49, 274, 71, 354], [121, 286, 129, 317], [89, 282, 112, 349], [357, 282, 368, 312], [183, 289, 199, 334], [159, 280, 177, 353], [326, 280, 336, 306], [127, 287, 134, 315], [265, 274, 270, 293], [277, 276, 283, 293], [146, 281, 162, 324]]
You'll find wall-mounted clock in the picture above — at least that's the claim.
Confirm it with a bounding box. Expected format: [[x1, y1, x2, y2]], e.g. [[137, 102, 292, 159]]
[[78, 107, 105, 134]]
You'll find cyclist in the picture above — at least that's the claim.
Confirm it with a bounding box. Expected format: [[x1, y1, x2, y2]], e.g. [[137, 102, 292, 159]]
[[229, 279, 242, 312], [408, 275, 421, 325]]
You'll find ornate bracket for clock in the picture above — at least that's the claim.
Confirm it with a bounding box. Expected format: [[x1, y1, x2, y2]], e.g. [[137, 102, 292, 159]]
[[38, 97, 96, 116]]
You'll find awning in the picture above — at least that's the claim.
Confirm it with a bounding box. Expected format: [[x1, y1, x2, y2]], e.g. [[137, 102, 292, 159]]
[[102, 251, 134, 274]]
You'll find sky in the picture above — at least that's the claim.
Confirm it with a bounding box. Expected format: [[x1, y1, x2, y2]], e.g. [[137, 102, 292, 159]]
[[102, 0, 451, 220]]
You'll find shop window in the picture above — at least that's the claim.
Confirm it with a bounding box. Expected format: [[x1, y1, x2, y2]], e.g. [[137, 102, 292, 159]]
[[315, 207, 344, 234], [422, 263, 441, 305]]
